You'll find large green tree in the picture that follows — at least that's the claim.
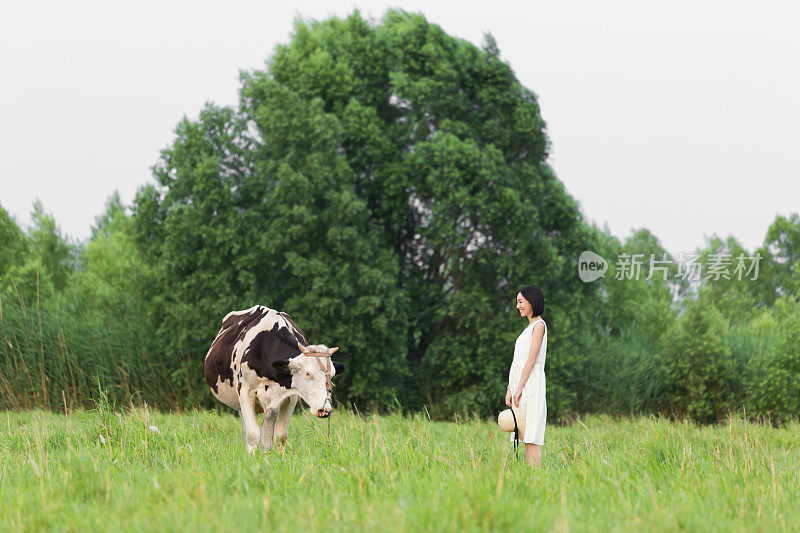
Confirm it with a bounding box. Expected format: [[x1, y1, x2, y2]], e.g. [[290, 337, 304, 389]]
[[134, 10, 601, 416]]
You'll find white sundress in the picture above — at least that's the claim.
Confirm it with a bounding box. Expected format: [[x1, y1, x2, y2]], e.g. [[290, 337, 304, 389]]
[[507, 318, 547, 445]]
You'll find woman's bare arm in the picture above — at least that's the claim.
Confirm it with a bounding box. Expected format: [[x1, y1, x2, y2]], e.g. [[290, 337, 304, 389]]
[[514, 323, 545, 405]]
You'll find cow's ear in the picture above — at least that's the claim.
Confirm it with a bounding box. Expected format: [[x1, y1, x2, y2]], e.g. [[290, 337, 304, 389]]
[[272, 359, 293, 373], [332, 361, 345, 376]]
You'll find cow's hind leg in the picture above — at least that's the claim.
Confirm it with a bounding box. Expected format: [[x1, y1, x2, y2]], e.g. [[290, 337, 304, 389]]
[[274, 396, 298, 449], [238, 388, 260, 454]]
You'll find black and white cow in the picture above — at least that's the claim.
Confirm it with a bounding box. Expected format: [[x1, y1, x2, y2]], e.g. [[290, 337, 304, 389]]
[[204, 305, 344, 453]]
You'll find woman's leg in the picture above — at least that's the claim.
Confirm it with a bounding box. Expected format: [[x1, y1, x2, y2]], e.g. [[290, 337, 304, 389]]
[[524, 443, 541, 466]]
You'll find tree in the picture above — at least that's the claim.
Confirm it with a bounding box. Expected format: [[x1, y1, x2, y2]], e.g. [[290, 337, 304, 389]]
[[0, 201, 76, 305], [0, 203, 28, 290], [63, 192, 154, 324], [262, 10, 600, 417], [134, 10, 603, 416], [757, 214, 800, 305], [134, 97, 408, 406]]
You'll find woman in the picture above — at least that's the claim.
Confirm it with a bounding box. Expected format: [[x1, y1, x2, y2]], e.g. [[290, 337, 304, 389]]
[[505, 284, 547, 466]]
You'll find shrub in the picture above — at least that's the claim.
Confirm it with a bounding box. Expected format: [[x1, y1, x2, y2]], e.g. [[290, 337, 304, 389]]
[[658, 299, 733, 423], [743, 297, 800, 425]]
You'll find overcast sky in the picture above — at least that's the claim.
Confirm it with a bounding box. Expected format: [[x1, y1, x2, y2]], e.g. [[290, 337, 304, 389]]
[[2, 0, 798, 256]]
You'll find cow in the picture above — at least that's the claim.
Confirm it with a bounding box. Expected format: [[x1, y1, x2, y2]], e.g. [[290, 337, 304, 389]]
[[204, 305, 344, 453]]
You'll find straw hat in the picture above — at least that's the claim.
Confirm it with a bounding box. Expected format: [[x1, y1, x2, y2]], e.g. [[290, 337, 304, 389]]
[[498, 404, 525, 436]]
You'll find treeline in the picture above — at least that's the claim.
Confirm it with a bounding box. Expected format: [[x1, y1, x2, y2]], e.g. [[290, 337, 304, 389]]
[[1, 10, 798, 424]]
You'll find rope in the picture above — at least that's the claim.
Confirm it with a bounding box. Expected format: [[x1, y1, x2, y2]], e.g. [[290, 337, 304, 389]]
[[307, 353, 332, 389], [510, 406, 520, 459], [306, 351, 333, 441], [296, 343, 336, 441]]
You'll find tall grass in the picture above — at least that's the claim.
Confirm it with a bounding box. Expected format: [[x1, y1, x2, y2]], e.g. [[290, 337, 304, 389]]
[[579, 327, 665, 416], [0, 291, 179, 411], [0, 409, 798, 531], [2, 279, 797, 427]]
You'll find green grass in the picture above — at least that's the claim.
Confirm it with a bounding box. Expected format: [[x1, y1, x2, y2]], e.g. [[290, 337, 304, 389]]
[[1, 407, 798, 532]]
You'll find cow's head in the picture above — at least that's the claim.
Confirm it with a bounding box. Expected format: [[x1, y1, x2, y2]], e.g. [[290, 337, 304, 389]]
[[272, 343, 345, 418]]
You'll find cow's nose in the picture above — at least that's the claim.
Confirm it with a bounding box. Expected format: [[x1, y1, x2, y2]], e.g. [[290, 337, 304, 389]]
[[316, 408, 331, 418]]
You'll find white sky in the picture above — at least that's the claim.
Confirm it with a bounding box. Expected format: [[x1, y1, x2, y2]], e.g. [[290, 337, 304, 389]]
[[1, 0, 798, 256]]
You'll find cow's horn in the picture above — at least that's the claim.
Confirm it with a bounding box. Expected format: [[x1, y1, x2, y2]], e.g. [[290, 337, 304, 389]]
[[297, 341, 309, 353], [328, 347, 339, 354]]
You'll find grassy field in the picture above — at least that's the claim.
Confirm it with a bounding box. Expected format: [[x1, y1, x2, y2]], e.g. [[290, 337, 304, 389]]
[[1, 405, 798, 532]]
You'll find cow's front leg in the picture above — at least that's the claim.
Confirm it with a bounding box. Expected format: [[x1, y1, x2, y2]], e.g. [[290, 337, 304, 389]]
[[240, 416, 251, 452], [256, 385, 278, 452], [259, 408, 278, 451], [274, 396, 298, 450], [238, 387, 260, 454]]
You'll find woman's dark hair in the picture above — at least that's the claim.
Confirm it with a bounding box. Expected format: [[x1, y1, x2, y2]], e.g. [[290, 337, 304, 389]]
[[517, 284, 544, 316]]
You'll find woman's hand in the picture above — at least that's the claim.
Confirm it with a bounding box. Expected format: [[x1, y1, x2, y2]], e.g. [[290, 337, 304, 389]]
[[513, 389, 522, 408], [505, 388, 513, 407]]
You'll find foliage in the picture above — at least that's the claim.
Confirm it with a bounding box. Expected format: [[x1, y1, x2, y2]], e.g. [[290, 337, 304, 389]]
[[0, 203, 27, 282], [576, 227, 676, 416], [695, 235, 763, 324], [743, 297, 800, 425], [133, 97, 408, 407], [1, 11, 799, 426], [0, 195, 168, 411], [61, 192, 155, 324], [758, 213, 800, 305], [658, 296, 733, 423], [0, 201, 76, 305], [0, 292, 176, 411], [133, 10, 600, 418]]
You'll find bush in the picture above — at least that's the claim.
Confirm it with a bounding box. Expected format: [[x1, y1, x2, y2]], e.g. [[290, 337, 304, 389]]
[[658, 298, 733, 423], [743, 297, 800, 425]]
